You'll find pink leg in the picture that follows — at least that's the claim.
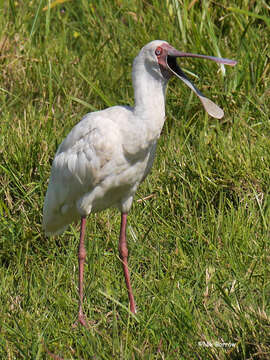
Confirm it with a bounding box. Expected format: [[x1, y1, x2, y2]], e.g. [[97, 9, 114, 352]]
[[77, 216, 87, 327], [119, 213, 136, 313]]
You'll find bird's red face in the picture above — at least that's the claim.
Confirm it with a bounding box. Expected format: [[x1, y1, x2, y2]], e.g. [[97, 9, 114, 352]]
[[154, 43, 176, 79], [154, 42, 237, 119], [154, 45, 168, 69]]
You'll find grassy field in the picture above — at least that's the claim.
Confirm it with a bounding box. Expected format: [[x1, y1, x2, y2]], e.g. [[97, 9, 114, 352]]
[[1, 0, 270, 359]]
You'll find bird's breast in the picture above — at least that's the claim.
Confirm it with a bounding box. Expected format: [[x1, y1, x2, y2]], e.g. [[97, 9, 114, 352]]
[[78, 142, 156, 215]]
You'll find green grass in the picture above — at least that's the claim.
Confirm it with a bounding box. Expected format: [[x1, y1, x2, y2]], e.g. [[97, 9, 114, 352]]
[[1, 0, 270, 358]]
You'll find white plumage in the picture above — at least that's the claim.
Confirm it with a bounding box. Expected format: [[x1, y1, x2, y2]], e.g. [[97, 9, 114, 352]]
[[43, 40, 236, 325]]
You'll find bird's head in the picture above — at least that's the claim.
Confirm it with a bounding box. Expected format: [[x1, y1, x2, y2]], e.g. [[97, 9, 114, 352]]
[[136, 40, 237, 119]]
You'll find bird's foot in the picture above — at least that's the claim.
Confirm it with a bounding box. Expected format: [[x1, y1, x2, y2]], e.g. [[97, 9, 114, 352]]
[[72, 313, 89, 328]]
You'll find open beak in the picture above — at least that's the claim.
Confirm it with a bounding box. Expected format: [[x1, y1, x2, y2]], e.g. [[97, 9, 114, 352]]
[[166, 47, 237, 119]]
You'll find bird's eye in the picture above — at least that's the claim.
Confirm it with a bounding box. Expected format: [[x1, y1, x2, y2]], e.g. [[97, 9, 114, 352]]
[[155, 47, 162, 56]]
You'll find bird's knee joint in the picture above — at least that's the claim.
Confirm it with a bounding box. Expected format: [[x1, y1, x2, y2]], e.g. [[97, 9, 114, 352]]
[[119, 245, 128, 259]]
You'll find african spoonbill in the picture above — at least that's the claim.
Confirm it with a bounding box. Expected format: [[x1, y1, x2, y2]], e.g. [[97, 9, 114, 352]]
[[43, 40, 236, 326]]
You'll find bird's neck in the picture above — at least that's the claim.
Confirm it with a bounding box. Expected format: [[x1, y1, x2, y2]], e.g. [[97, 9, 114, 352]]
[[132, 61, 168, 139]]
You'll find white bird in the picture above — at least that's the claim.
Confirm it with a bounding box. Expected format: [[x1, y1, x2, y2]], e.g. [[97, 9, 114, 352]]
[[43, 40, 236, 326]]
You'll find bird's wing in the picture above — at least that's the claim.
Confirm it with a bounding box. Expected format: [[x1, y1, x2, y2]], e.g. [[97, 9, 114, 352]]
[[43, 112, 122, 234], [57, 113, 122, 185]]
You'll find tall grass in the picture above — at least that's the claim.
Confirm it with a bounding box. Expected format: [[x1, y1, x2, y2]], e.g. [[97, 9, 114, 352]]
[[1, 0, 270, 358]]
